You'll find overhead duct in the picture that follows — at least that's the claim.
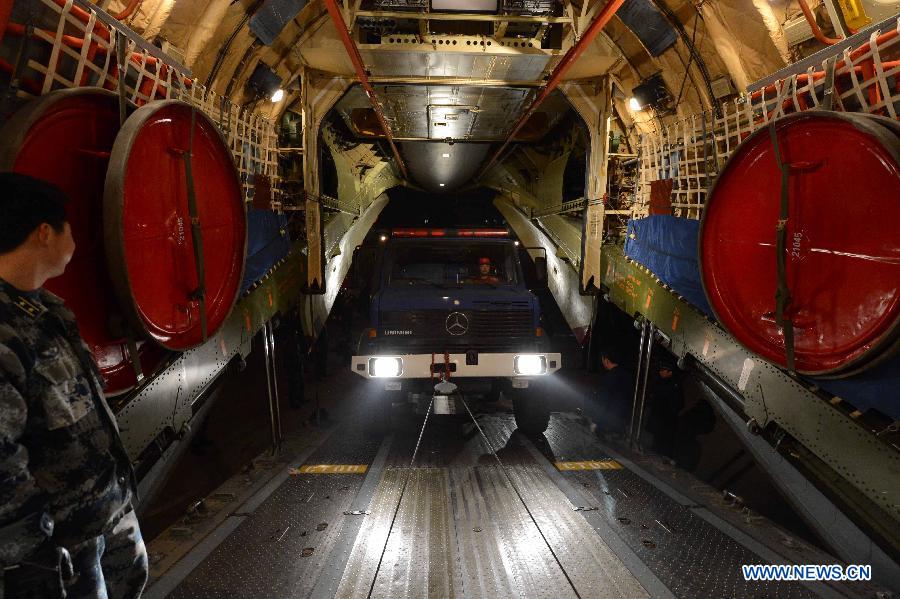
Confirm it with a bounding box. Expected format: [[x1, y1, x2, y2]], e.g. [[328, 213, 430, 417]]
[[615, 0, 676, 56], [250, 0, 310, 44]]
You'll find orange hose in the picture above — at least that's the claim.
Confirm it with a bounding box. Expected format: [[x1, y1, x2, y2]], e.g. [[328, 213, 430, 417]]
[[0, 58, 43, 94], [797, 0, 842, 45], [5, 22, 87, 48], [113, 0, 142, 20], [49, 0, 111, 41], [749, 61, 900, 102], [0, 0, 12, 45]]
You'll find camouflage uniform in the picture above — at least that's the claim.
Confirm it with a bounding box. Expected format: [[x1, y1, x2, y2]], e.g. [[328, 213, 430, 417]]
[[0, 279, 147, 598]]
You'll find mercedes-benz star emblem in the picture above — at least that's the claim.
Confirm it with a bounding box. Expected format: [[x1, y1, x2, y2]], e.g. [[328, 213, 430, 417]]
[[445, 311, 469, 336]]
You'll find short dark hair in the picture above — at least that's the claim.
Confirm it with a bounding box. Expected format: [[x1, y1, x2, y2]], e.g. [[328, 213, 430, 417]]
[[0, 173, 69, 253], [600, 341, 633, 368]]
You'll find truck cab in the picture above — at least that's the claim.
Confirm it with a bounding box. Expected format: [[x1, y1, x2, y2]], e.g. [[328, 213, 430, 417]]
[[351, 228, 562, 434]]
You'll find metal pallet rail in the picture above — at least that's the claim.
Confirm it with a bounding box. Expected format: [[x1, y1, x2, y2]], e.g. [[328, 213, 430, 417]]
[[599, 245, 899, 529], [530, 197, 589, 218], [116, 251, 304, 462]]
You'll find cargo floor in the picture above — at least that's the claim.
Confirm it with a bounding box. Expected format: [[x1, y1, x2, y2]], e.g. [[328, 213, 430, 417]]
[[144, 377, 875, 599]]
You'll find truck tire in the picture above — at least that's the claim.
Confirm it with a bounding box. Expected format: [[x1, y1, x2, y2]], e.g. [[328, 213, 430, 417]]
[[486, 379, 502, 403], [365, 387, 391, 436], [512, 393, 551, 436]]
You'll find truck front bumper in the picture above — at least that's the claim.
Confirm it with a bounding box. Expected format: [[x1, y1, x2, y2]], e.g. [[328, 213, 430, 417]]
[[350, 352, 562, 379]]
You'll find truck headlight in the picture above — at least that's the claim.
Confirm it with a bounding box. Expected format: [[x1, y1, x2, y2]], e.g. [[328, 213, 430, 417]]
[[514, 354, 547, 375], [369, 357, 402, 377]]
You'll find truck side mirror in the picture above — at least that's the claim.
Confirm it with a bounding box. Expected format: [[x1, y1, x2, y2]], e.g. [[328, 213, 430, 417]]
[[534, 256, 548, 288], [522, 246, 548, 290], [350, 246, 374, 291]]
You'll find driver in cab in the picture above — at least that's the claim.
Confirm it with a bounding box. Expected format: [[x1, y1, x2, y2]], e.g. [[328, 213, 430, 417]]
[[472, 257, 500, 284]]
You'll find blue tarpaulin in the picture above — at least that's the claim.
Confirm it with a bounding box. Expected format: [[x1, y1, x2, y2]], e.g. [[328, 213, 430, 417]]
[[624, 215, 712, 315], [242, 208, 292, 293], [813, 354, 900, 420]]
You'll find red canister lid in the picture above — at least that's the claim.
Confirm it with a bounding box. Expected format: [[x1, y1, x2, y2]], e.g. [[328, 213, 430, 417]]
[[104, 100, 246, 351], [700, 112, 900, 376]]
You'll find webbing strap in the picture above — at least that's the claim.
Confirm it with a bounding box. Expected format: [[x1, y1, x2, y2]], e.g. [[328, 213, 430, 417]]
[[183, 103, 208, 341], [767, 120, 796, 373], [3, 23, 32, 111], [125, 329, 144, 383], [115, 35, 128, 127], [822, 56, 837, 112]]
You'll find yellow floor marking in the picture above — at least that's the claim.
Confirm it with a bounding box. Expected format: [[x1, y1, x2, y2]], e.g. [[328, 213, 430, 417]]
[[290, 464, 368, 475], [555, 460, 623, 471]]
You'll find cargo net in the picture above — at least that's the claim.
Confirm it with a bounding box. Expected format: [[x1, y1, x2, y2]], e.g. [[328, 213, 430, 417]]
[[1, 0, 279, 204], [635, 15, 900, 220]]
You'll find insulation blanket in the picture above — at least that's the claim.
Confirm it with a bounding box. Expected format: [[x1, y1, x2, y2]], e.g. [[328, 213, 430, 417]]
[[242, 208, 292, 293], [624, 215, 713, 315]]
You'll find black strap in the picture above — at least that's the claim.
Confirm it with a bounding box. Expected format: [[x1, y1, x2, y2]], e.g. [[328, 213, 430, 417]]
[[767, 120, 796, 373], [821, 56, 838, 111], [2, 23, 32, 114], [124, 329, 144, 384], [115, 35, 128, 127], [183, 103, 209, 341]]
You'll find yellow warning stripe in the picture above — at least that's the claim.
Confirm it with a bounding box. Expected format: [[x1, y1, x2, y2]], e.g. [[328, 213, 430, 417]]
[[555, 460, 623, 471], [290, 464, 368, 475]]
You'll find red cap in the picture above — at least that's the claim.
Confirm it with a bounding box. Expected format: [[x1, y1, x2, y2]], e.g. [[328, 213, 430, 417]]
[[478, 257, 491, 265]]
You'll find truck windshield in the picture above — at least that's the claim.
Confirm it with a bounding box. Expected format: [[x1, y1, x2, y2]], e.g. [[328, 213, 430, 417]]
[[387, 241, 518, 287]]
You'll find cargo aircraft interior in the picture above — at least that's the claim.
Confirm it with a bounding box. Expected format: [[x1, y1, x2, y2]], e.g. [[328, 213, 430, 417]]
[[0, 0, 898, 596]]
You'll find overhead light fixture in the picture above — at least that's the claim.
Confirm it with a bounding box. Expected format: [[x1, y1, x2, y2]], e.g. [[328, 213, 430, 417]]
[[270, 88, 284, 102], [442, 153, 451, 158], [439, 183, 445, 187], [632, 74, 669, 111]]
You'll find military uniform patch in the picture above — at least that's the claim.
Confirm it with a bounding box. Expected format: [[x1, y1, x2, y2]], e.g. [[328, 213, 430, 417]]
[[12, 295, 46, 319]]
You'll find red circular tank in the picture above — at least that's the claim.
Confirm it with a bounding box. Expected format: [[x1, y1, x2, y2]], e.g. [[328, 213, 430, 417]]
[[0, 89, 168, 394], [104, 100, 246, 351], [700, 112, 900, 377]]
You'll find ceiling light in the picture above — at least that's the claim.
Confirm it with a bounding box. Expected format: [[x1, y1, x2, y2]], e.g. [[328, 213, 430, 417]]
[[439, 183, 445, 187], [442, 153, 451, 158], [628, 97, 641, 111], [270, 88, 284, 102]]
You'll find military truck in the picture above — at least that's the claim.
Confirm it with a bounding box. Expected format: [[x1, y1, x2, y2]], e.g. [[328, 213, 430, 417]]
[[351, 228, 561, 434]]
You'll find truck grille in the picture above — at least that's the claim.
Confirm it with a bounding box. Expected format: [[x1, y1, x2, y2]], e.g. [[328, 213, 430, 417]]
[[380, 310, 533, 339]]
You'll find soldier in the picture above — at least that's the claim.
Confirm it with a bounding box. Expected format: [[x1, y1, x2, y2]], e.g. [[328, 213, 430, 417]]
[[645, 353, 684, 459], [583, 343, 634, 439], [0, 173, 147, 598]]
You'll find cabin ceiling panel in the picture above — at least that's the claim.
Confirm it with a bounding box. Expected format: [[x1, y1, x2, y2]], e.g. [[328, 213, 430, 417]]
[[335, 84, 571, 141], [400, 141, 491, 192], [358, 49, 554, 80]]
